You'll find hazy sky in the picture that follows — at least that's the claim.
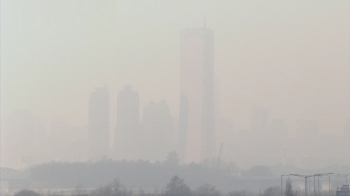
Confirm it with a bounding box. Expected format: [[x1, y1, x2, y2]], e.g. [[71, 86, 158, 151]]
[[1, 0, 349, 133]]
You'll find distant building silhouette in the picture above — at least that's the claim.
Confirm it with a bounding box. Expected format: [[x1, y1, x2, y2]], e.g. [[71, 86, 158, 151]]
[[296, 119, 318, 139], [115, 85, 139, 160], [344, 119, 350, 139], [141, 100, 173, 161], [88, 86, 110, 160], [179, 92, 189, 162], [270, 119, 288, 138], [251, 106, 269, 135], [179, 26, 215, 163], [249, 106, 272, 165], [51, 118, 88, 162], [337, 185, 350, 196], [1, 110, 43, 168], [294, 119, 319, 168]]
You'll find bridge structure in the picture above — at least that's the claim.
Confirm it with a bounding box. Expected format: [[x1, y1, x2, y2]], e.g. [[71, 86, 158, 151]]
[[0, 167, 29, 193]]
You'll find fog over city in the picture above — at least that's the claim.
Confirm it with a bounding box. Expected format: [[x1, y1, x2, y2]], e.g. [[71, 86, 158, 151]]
[[1, 1, 349, 195]]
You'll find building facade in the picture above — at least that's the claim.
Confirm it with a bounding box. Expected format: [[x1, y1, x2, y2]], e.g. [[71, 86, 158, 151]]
[[88, 86, 110, 160], [179, 26, 215, 163], [115, 85, 140, 160], [251, 106, 269, 135], [141, 100, 173, 161], [337, 185, 350, 196]]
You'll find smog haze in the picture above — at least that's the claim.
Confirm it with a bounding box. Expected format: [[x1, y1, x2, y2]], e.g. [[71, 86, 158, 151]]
[[1, 0, 349, 171]]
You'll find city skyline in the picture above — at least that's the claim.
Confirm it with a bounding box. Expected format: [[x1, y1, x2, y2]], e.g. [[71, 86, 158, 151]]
[[1, 0, 349, 170], [2, 1, 348, 129]]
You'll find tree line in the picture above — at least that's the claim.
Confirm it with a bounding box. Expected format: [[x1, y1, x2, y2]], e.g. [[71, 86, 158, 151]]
[[28, 154, 240, 191], [15, 176, 282, 196]]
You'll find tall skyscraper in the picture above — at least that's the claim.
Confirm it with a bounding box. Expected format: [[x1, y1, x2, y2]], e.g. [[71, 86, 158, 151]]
[[179, 26, 215, 163], [142, 100, 173, 161], [115, 85, 139, 160], [88, 86, 110, 160]]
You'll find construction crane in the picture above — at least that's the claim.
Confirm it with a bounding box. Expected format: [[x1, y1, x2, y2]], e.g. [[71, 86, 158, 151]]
[[216, 143, 224, 168]]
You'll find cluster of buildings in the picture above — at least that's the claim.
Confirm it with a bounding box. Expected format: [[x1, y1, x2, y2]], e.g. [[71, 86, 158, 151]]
[[88, 26, 215, 163], [89, 85, 173, 161], [0, 26, 216, 167], [219, 107, 350, 169], [1, 26, 349, 169]]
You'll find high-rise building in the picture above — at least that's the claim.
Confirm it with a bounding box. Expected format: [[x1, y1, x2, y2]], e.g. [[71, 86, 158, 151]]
[[1, 110, 43, 168], [296, 119, 318, 139], [141, 100, 173, 161], [115, 85, 139, 160], [251, 106, 269, 135], [51, 118, 88, 162], [88, 86, 110, 160], [270, 119, 288, 138], [344, 119, 350, 139], [179, 26, 215, 163]]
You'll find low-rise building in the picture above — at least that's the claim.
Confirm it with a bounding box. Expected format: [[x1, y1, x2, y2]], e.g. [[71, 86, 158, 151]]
[[337, 185, 350, 196]]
